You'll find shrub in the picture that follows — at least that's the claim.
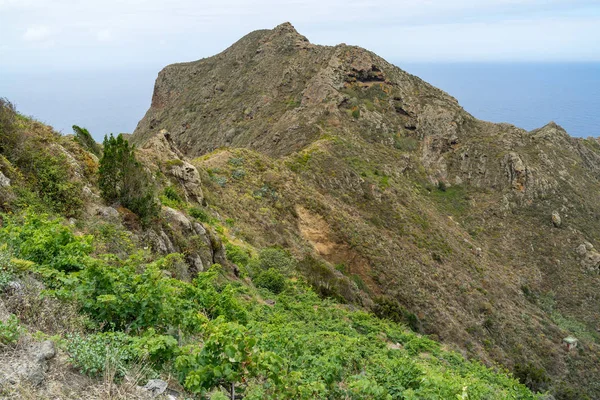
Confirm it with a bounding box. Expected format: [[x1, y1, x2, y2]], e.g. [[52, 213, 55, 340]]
[[513, 362, 550, 393], [160, 186, 185, 208], [253, 248, 296, 275], [225, 243, 250, 267], [373, 296, 420, 332], [231, 169, 246, 180], [189, 206, 210, 223], [0, 212, 92, 272], [175, 319, 263, 395], [64, 332, 137, 378], [253, 268, 286, 294], [98, 134, 159, 224], [163, 186, 182, 203], [131, 328, 179, 366], [0, 314, 22, 346], [0, 98, 18, 154], [72, 125, 101, 157], [15, 143, 84, 216]]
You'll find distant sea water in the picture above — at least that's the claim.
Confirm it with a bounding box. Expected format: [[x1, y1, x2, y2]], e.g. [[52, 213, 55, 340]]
[[401, 63, 600, 138], [0, 63, 599, 140]]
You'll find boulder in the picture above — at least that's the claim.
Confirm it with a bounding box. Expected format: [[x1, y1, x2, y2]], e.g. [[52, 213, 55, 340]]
[[141, 379, 168, 398], [551, 211, 561, 227], [1, 340, 56, 387], [0, 171, 10, 187]]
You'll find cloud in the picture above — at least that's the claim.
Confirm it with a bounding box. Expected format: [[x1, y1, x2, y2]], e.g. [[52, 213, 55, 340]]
[[2, 0, 600, 69], [95, 28, 113, 42], [22, 25, 52, 42]]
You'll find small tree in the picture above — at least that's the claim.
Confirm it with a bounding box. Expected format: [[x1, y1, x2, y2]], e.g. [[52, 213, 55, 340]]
[[72, 125, 101, 157], [0, 98, 18, 155], [98, 134, 159, 223]]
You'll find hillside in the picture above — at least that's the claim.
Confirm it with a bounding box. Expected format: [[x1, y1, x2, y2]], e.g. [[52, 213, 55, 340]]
[[0, 103, 537, 398], [130, 23, 600, 398]]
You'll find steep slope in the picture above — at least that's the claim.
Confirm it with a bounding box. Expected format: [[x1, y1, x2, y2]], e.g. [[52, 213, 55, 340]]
[[0, 100, 538, 399], [133, 23, 600, 398]]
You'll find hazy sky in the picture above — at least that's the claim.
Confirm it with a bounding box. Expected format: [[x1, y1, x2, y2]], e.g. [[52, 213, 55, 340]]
[[1, 0, 600, 71]]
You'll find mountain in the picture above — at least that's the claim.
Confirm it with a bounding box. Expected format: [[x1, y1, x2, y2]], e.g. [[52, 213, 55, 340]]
[[131, 23, 600, 397]]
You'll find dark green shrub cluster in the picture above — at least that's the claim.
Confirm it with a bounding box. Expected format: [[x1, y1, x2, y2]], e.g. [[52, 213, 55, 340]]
[[160, 185, 185, 208], [99, 134, 159, 224], [514, 362, 550, 393], [0, 98, 18, 154], [225, 243, 251, 267], [253, 268, 286, 294], [373, 296, 420, 332], [296, 255, 360, 303], [250, 247, 296, 274], [189, 206, 210, 223], [72, 125, 101, 157]]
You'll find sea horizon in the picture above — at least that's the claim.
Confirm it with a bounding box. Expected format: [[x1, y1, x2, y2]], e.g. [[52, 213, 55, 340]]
[[1, 61, 598, 141]]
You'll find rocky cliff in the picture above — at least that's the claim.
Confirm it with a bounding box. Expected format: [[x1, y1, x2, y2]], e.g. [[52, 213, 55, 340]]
[[132, 23, 600, 398]]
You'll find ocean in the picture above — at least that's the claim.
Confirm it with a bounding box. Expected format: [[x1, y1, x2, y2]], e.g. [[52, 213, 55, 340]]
[[1, 63, 599, 140]]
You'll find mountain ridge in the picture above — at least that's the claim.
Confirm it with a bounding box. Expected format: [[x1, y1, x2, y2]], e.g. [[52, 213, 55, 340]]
[[130, 22, 600, 398]]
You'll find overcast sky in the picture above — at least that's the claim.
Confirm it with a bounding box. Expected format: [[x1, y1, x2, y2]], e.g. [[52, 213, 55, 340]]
[[1, 0, 600, 71]]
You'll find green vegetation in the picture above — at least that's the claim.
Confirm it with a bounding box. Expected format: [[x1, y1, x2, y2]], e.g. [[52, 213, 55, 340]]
[[0, 314, 22, 346], [160, 185, 185, 208], [99, 134, 159, 223], [72, 125, 101, 157], [0, 211, 537, 399]]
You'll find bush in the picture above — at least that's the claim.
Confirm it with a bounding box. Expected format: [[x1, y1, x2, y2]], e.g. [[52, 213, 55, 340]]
[[15, 143, 84, 216], [64, 332, 137, 378], [98, 134, 159, 224], [513, 362, 550, 393], [189, 206, 210, 223], [0, 212, 92, 272], [0, 314, 22, 346], [175, 319, 263, 395], [225, 243, 251, 267], [131, 328, 179, 366], [253, 268, 286, 294], [0, 98, 18, 154], [252, 248, 296, 275], [72, 125, 101, 157], [373, 296, 420, 332], [160, 186, 185, 208]]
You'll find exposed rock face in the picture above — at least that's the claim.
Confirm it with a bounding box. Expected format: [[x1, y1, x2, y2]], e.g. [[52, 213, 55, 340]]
[[154, 206, 226, 275], [0, 340, 56, 387], [138, 130, 204, 204], [576, 242, 600, 273], [131, 23, 600, 397]]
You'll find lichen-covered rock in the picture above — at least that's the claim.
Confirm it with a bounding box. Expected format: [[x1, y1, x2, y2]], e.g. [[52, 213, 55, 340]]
[[551, 211, 561, 227], [0, 340, 56, 387], [0, 171, 11, 187], [138, 131, 204, 204], [503, 152, 528, 192]]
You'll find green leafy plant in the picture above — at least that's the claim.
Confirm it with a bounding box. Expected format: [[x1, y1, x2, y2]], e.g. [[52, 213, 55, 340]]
[[0, 314, 22, 346], [175, 319, 261, 396], [0, 212, 92, 272], [64, 332, 137, 378]]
